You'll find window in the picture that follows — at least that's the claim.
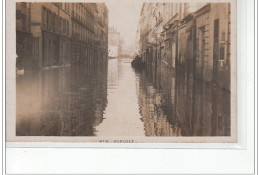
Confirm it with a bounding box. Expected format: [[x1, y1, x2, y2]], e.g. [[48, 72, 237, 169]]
[[72, 22, 74, 34], [67, 20, 69, 35], [213, 19, 219, 60], [214, 19, 219, 43], [52, 13, 55, 31], [219, 43, 225, 61], [63, 19, 66, 35], [42, 7, 47, 29], [59, 17, 62, 33], [52, 13, 55, 32]]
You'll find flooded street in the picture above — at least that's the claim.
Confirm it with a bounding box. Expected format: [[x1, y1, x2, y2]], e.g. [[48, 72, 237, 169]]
[[16, 58, 230, 137], [95, 59, 145, 136]]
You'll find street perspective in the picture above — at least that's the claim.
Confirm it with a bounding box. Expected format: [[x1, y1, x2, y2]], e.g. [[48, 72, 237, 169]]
[[14, 1, 235, 143]]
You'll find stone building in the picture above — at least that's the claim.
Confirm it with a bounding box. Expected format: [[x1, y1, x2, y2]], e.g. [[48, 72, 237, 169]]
[[16, 2, 109, 69], [108, 27, 121, 58], [96, 3, 109, 61], [139, 3, 231, 90], [16, 3, 33, 69], [71, 3, 108, 62]]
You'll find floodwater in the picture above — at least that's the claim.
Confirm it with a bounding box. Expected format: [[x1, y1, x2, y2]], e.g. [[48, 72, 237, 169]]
[[16, 58, 230, 136]]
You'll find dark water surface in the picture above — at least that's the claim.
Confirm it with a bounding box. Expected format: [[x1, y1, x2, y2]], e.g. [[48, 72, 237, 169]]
[[16, 58, 230, 136]]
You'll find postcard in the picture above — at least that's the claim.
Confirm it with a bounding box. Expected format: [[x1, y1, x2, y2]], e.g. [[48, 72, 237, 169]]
[[6, 0, 237, 143]]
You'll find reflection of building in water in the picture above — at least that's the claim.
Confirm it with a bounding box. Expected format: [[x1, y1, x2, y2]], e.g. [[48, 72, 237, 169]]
[[16, 61, 108, 136], [175, 73, 230, 136], [139, 3, 231, 90], [16, 2, 108, 69], [95, 59, 145, 136], [138, 85, 178, 136], [136, 62, 230, 136], [107, 59, 119, 88], [137, 67, 180, 136]]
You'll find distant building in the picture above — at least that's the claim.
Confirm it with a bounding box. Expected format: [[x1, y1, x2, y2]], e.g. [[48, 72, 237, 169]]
[[16, 2, 109, 69], [120, 45, 136, 58], [108, 27, 120, 58]]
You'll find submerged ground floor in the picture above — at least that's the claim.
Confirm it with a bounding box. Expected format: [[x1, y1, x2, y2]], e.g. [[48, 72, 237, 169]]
[[16, 58, 230, 136]]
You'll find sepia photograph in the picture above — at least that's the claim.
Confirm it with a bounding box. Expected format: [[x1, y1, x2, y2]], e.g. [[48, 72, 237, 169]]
[[8, 0, 236, 143], [6, 0, 259, 174]]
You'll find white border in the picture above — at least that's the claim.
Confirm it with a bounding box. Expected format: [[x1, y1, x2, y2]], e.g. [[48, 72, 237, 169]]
[[1, 0, 6, 174], [4, 0, 256, 174]]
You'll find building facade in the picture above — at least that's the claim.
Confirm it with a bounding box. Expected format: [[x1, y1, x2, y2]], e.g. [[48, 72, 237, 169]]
[[108, 27, 121, 58], [16, 2, 109, 69], [16, 3, 33, 69], [139, 3, 231, 90]]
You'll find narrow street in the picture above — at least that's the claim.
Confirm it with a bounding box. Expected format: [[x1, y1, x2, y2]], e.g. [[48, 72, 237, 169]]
[[95, 59, 145, 136]]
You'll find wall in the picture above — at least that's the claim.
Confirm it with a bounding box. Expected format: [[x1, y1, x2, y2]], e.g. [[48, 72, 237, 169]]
[[139, 3, 231, 90], [16, 2, 109, 69]]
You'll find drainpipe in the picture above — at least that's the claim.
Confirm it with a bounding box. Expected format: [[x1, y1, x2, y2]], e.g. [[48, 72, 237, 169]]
[[193, 17, 197, 80], [227, 3, 230, 65], [176, 21, 179, 74], [227, 3, 231, 91]]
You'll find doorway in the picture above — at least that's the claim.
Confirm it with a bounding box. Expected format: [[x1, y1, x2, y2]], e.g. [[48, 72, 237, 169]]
[[213, 19, 219, 83]]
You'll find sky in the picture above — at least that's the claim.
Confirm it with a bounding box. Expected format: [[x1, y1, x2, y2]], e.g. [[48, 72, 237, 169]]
[[105, 0, 143, 48]]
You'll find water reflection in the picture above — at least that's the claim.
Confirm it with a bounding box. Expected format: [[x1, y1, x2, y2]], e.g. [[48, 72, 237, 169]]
[[16, 58, 230, 137], [95, 59, 145, 136], [16, 61, 108, 136], [135, 64, 230, 136]]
